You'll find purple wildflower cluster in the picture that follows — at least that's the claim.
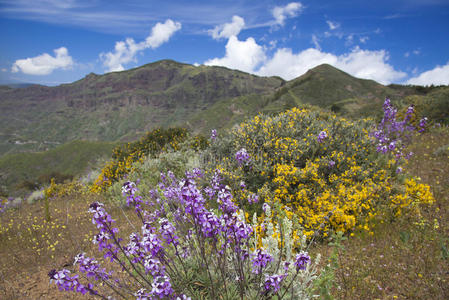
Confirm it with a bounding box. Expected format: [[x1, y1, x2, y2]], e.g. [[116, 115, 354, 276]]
[[264, 274, 286, 293], [49, 168, 314, 299], [372, 99, 427, 162], [235, 148, 251, 165], [418, 117, 428, 133], [210, 129, 218, 140], [247, 193, 259, 204], [294, 252, 311, 271], [251, 249, 273, 274], [48, 269, 96, 295], [317, 130, 328, 143]]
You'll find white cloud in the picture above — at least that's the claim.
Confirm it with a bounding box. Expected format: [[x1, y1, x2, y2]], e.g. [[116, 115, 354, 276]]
[[100, 19, 181, 72], [407, 62, 449, 85], [204, 36, 266, 73], [145, 19, 182, 48], [326, 20, 340, 30], [311, 34, 321, 50], [257, 46, 406, 84], [209, 15, 245, 40], [345, 34, 354, 46], [335, 47, 406, 84], [258, 48, 336, 80], [11, 47, 73, 75], [405, 49, 420, 59], [1, 68, 7, 72], [272, 2, 303, 26], [359, 36, 369, 43]]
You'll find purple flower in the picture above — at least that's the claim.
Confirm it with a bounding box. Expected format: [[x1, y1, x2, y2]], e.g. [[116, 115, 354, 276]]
[[248, 193, 259, 204], [151, 275, 174, 298], [141, 225, 163, 257], [144, 257, 164, 276], [264, 274, 286, 293], [197, 211, 221, 238], [328, 160, 335, 168], [317, 130, 328, 143], [239, 181, 246, 189], [388, 141, 396, 151], [74, 253, 111, 281], [262, 203, 270, 214], [418, 117, 428, 132], [251, 249, 273, 274], [232, 220, 253, 241], [396, 166, 403, 174], [235, 148, 251, 165], [294, 251, 310, 271], [122, 181, 137, 195], [48, 269, 94, 295], [134, 288, 152, 300], [210, 129, 218, 140], [159, 218, 179, 245]]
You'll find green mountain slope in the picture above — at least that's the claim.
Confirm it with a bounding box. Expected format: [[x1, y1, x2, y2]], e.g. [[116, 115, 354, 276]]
[[0, 60, 283, 155], [0, 140, 116, 196]]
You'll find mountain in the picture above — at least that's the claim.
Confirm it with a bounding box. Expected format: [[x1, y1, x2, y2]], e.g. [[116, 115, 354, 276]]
[[185, 64, 409, 131], [0, 60, 283, 155], [2, 60, 448, 196], [1, 60, 446, 157]]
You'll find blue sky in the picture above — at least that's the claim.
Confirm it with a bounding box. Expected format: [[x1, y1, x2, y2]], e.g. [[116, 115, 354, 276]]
[[1, 0, 448, 86]]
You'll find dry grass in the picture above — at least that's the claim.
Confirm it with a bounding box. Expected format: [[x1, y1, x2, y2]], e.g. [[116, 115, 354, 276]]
[[0, 191, 139, 299], [328, 127, 449, 299]]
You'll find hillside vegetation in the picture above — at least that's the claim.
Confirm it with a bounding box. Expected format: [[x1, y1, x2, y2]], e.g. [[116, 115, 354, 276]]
[[2, 60, 448, 159], [0, 60, 283, 156], [1, 98, 447, 299], [0, 140, 116, 196], [0, 61, 448, 298]]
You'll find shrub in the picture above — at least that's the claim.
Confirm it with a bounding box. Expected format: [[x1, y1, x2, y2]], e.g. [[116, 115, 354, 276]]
[[202, 106, 434, 240], [26, 189, 44, 204], [106, 149, 201, 205], [49, 170, 321, 299], [91, 128, 208, 193]]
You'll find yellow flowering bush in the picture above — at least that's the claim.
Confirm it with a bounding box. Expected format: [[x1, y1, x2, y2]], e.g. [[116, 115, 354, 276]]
[[204, 107, 434, 242], [44, 178, 88, 199], [390, 177, 435, 217], [90, 128, 208, 193]]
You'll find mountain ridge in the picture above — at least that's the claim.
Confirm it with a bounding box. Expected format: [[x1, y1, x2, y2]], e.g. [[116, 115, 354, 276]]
[[1, 59, 446, 156]]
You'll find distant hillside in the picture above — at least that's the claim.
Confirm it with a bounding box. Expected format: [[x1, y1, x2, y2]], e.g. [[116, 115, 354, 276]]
[[1, 60, 446, 157], [0, 140, 116, 196], [1, 83, 36, 89], [0, 60, 283, 155]]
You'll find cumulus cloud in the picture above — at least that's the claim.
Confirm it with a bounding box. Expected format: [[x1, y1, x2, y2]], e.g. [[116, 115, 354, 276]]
[[11, 47, 73, 75], [257, 48, 336, 80], [204, 36, 266, 73], [272, 2, 303, 26], [258, 46, 406, 84], [407, 62, 449, 85], [100, 19, 181, 72], [326, 20, 340, 30], [209, 15, 245, 40]]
